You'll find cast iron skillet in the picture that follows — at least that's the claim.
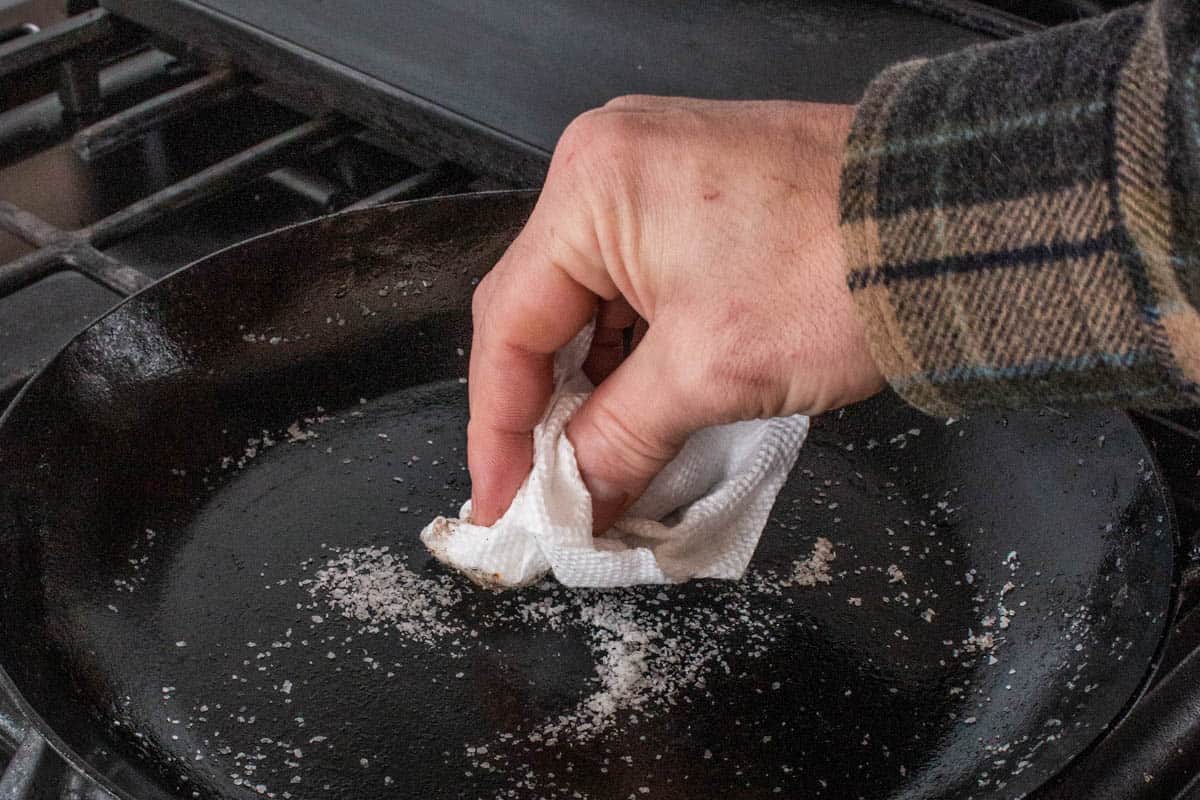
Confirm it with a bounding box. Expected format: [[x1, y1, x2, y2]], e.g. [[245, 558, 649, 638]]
[[0, 192, 1178, 800]]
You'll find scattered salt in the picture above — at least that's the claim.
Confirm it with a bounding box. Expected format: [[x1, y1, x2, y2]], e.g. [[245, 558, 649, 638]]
[[311, 547, 464, 647], [788, 537, 835, 587]]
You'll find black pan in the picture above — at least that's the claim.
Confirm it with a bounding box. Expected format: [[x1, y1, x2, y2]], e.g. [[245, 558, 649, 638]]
[[0, 192, 1178, 800]]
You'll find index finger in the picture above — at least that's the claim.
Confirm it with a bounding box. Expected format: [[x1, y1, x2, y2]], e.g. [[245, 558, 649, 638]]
[[467, 224, 597, 525]]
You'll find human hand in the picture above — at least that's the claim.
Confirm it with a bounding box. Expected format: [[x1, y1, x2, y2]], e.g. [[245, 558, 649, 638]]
[[468, 96, 884, 533]]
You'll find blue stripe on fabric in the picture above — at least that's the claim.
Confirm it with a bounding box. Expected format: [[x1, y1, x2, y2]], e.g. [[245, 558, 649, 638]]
[[892, 349, 1158, 390], [846, 100, 1108, 164], [847, 232, 1117, 290], [1155, 299, 1198, 316]]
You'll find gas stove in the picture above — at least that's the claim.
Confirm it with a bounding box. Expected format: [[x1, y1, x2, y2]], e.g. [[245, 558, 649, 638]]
[[1, 1, 1197, 798]]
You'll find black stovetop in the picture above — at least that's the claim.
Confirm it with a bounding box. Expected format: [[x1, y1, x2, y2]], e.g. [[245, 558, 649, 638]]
[[1, 1, 1198, 798]]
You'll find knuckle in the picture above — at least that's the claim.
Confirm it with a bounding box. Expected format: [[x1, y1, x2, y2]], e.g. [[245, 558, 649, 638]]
[[555, 108, 643, 176], [470, 273, 494, 322], [585, 400, 678, 478], [556, 110, 605, 159], [602, 94, 651, 110]]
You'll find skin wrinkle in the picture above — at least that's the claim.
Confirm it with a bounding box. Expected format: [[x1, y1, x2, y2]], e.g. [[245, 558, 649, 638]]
[[580, 396, 679, 471], [586, 160, 650, 317]]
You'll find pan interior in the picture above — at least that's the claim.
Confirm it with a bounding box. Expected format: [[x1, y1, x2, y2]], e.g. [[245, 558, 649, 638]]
[[0, 195, 1175, 800]]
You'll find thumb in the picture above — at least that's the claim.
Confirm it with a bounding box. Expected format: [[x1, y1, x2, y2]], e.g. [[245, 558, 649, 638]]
[[565, 327, 697, 534]]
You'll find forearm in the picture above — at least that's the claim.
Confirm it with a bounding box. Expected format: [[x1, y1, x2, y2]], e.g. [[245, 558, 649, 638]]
[[840, 0, 1200, 416]]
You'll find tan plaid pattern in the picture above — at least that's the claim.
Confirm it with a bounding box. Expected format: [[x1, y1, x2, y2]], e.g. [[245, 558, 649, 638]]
[[840, 0, 1198, 415], [839, 60, 945, 411], [842, 181, 1111, 271], [1114, 5, 1200, 390]]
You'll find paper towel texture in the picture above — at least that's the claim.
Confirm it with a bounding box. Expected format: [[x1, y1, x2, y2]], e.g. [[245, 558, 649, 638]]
[[421, 326, 809, 588]]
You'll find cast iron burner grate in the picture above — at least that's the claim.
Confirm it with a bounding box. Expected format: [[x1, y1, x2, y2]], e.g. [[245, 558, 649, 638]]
[[0, 12, 479, 410]]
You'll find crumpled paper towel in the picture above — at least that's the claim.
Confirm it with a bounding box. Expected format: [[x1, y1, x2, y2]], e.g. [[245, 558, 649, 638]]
[[420, 325, 809, 588]]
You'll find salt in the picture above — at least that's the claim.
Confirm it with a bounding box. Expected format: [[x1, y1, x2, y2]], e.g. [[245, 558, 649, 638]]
[[311, 547, 464, 647], [788, 537, 836, 587]]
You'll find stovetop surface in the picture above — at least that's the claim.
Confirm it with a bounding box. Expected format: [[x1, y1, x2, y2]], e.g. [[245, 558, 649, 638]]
[[153, 0, 983, 154], [99, 0, 988, 182]]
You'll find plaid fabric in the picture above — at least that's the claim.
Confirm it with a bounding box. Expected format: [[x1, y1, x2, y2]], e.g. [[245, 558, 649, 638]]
[[840, 0, 1200, 416]]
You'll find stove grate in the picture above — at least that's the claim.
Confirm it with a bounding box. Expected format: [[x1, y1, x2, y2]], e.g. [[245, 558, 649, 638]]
[[70, 66, 250, 161], [0, 112, 357, 366], [1, 17, 477, 406], [0, 7, 110, 83]]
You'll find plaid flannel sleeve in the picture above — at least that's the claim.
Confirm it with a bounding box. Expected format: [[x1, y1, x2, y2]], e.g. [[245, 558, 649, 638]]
[[839, 0, 1200, 417]]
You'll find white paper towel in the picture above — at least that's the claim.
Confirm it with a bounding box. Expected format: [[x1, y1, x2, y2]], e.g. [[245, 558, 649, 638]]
[[420, 325, 809, 588]]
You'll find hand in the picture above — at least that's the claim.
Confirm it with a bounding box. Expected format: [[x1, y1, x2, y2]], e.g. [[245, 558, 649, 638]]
[[468, 96, 885, 533]]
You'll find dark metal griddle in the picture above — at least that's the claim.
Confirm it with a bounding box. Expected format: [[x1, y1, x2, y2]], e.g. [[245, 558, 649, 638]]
[[98, 0, 988, 183], [0, 193, 1177, 800]]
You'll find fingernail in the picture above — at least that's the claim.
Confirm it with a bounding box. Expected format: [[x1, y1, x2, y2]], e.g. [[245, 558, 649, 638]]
[[580, 471, 627, 504]]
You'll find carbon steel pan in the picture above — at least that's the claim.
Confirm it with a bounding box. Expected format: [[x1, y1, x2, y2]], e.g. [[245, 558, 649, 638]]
[[0, 192, 1176, 800]]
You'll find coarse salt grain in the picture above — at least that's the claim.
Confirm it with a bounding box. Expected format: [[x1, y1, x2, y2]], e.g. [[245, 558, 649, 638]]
[[788, 537, 835, 587], [311, 547, 464, 647]]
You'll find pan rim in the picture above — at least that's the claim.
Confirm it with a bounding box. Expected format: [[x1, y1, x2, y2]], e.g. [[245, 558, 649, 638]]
[[1035, 409, 1183, 783], [0, 188, 1183, 799]]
